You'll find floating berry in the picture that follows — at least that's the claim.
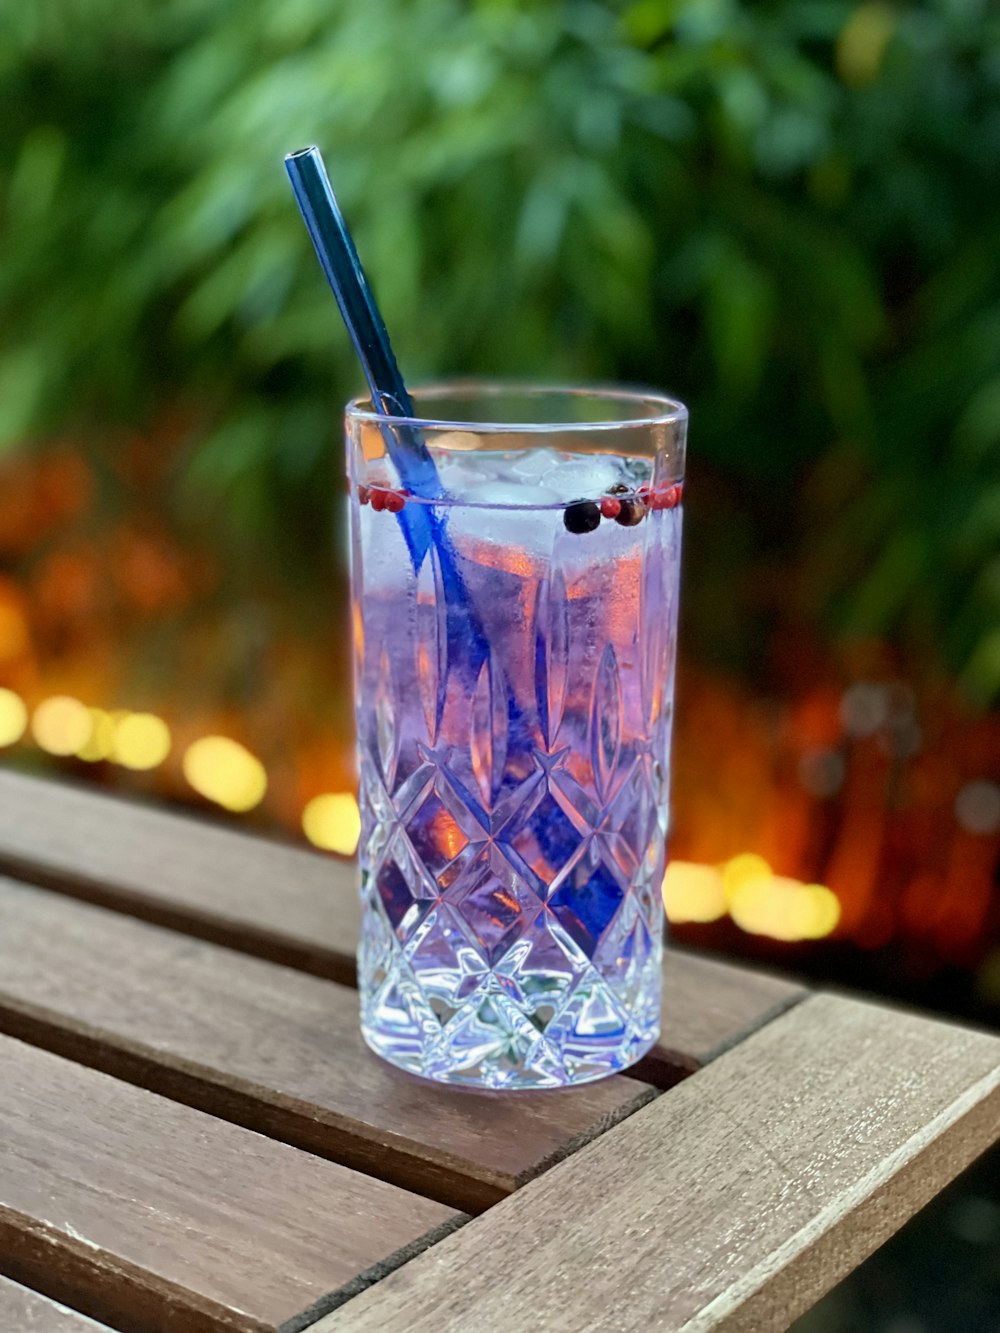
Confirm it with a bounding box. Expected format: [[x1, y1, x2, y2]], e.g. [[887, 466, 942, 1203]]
[[369, 488, 388, 512], [385, 490, 406, 513], [357, 484, 371, 505], [563, 499, 601, 534], [608, 482, 630, 496], [614, 496, 645, 527], [600, 496, 622, 519]]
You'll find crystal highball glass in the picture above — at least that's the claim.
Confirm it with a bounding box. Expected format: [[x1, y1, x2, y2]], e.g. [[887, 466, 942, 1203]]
[[347, 384, 686, 1089]]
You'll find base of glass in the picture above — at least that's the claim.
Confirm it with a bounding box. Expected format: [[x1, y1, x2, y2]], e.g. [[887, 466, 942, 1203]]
[[360, 1000, 660, 1091]]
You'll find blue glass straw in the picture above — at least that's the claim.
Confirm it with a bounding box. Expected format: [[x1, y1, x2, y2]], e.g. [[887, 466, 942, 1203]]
[[283, 146, 488, 673], [284, 148, 440, 503]]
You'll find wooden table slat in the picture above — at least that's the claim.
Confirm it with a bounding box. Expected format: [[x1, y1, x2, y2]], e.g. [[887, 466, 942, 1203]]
[[0, 1275, 112, 1331], [652, 949, 804, 1072], [0, 768, 358, 983], [310, 995, 1000, 1333], [0, 1035, 455, 1333], [0, 878, 657, 1214], [0, 769, 805, 1084]]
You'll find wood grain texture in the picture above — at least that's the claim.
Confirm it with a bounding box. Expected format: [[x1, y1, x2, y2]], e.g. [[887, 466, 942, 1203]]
[[0, 1276, 111, 1331], [0, 1035, 455, 1333], [0, 768, 358, 983], [0, 879, 657, 1214], [313, 995, 1000, 1333], [0, 769, 804, 1083]]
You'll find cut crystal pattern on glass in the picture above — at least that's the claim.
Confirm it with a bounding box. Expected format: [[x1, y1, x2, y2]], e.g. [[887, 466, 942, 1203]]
[[353, 459, 681, 1089], [532, 569, 570, 750], [590, 642, 623, 805], [469, 655, 509, 809], [374, 646, 398, 790]]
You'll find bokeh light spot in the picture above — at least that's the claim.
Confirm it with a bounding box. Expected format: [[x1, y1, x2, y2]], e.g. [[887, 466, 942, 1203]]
[[302, 792, 361, 856], [112, 712, 171, 770], [662, 861, 726, 923], [797, 885, 842, 939], [729, 875, 791, 938], [798, 747, 845, 798], [730, 874, 841, 941], [840, 681, 887, 737], [721, 852, 771, 907], [183, 735, 266, 812], [955, 780, 1000, 837], [77, 708, 115, 762], [0, 688, 28, 746], [31, 695, 91, 756]]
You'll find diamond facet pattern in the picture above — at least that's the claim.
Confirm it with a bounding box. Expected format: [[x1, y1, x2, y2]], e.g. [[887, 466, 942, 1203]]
[[353, 499, 682, 1088]]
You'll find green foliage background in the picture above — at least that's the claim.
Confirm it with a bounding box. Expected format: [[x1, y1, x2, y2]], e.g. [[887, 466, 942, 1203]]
[[1, 0, 999, 699]]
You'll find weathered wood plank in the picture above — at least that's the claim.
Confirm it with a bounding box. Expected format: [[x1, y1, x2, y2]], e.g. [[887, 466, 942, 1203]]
[[0, 1276, 111, 1331], [653, 949, 804, 1077], [0, 768, 358, 983], [0, 879, 657, 1214], [0, 769, 804, 1082], [311, 995, 1000, 1333], [0, 1035, 455, 1333]]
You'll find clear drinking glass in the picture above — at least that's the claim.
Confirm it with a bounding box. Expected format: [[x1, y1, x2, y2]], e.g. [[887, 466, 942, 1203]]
[[347, 384, 686, 1089]]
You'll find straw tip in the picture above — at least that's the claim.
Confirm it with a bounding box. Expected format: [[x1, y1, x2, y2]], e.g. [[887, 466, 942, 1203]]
[[285, 146, 319, 164]]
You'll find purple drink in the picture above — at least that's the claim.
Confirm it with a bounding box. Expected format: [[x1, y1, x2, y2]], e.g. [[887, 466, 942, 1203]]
[[348, 385, 686, 1088]]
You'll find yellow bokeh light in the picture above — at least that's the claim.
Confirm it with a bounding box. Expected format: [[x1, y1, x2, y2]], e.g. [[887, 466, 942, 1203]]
[[730, 874, 841, 942], [302, 792, 361, 856], [729, 876, 790, 939], [796, 885, 842, 940], [77, 708, 115, 762], [721, 852, 772, 907], [662, 861, 726, 924], [183, 735, 267, 812], [0, 688, 28, 747], [112, 712, 171, 771], [31, 695, 91, 756]]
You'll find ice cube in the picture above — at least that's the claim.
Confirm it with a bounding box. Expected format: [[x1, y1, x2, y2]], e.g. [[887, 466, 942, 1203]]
[[443, 482, 563, 560], [508, 447, 560, 480], [539, 455, 627, 502], [459, 482, 561, 509], [433, 452, 490, 500]]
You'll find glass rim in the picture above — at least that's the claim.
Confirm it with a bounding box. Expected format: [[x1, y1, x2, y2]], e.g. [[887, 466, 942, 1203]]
[[345, 378, 688, 434]]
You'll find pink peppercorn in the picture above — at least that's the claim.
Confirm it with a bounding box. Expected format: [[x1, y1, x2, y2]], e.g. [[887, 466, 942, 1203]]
[[370, 489, 388, 512], [357, 484, 371, 505], [600, 496, 622, 519], [384, 491, 406, 513], [651, 483, 683, 510]]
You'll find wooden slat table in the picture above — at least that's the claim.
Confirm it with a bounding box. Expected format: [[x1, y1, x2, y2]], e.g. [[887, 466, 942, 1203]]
[[0, 770, 997, 1332]]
